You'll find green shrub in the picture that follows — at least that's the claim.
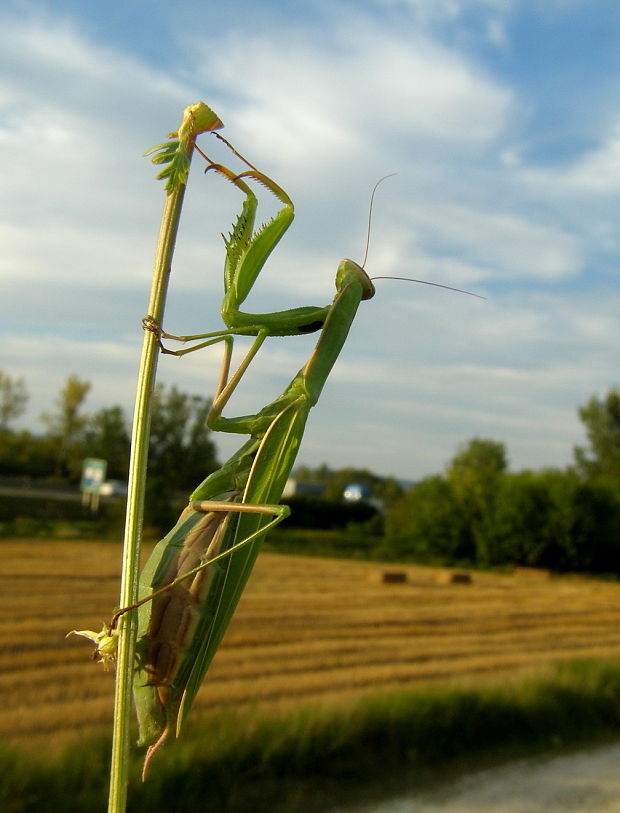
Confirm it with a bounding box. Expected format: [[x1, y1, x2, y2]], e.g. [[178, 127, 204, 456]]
[[383, 476, 473, 564], [385, 468, 620, 574]]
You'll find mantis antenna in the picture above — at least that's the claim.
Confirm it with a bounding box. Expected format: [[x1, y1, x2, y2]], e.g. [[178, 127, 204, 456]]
[[361, 173, 397, 268], [371, 276, 486, 300], [362, 174, 486, 300]]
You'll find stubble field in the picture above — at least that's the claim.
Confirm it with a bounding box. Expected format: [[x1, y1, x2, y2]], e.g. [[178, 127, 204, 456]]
[[3, 537, 620, 754]]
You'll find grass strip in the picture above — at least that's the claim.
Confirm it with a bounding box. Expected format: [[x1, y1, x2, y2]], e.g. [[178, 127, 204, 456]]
[[3, 658, 620, 812]]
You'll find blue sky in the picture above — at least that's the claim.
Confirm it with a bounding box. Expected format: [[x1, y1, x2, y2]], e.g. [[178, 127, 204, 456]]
[[1, 0, 619, 480]]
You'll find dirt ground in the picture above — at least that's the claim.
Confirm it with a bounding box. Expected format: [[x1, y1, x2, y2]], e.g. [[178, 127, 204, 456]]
[[335, 741, 620, 812]]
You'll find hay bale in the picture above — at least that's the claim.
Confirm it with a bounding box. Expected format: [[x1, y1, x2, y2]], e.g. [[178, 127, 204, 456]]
[[437, 571, 472, 585], [372, 570, 408, 584]]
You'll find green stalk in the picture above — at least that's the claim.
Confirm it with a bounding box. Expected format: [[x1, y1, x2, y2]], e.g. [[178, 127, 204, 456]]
[[106, 102, 224, 813]]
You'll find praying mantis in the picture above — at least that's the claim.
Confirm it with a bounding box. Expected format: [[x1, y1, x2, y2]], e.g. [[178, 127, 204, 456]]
[[132, 164, 376, 775], [73, 106, 480, 779], [74, 125, 376, 776]]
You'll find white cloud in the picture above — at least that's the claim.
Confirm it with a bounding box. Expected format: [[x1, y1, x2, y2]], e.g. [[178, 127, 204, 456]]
[[401, 201, 583, 281], [375, 0, 508, 25], [519, 122, 620, 195], [1, 4, 618, 482], [189, 15, 514, 178]]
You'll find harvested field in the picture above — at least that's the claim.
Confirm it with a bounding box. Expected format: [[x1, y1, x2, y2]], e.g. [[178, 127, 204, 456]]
[[3, 538, 620, 753]]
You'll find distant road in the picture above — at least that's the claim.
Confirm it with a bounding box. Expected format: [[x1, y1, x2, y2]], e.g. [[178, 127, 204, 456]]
[[0, 484, 81, 501], [334, 741, 620, 813]]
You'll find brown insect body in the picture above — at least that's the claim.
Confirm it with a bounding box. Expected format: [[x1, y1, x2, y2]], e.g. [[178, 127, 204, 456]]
[[144, 504, 234, 704]]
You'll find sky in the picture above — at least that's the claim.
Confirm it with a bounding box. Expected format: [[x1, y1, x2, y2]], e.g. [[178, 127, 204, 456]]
[[1, 0, 619, 482]]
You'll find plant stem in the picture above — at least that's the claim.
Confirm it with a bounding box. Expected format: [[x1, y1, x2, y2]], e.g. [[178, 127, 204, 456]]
[[104, 103, 223, 812], [106, 146, 193, 813]]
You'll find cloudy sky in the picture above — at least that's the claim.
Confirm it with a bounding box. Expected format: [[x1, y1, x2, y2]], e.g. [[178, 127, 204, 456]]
[[1, 0, 619, 481]]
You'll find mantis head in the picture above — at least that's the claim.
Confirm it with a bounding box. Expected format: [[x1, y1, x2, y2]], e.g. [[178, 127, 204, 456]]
[[337, 259, 376, 301]]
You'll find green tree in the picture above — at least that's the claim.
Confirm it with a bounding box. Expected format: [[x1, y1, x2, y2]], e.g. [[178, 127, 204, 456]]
[[0, 429, 55, 478], [574, 389, 620, 485], [148, 383, 218, 489], [145, 383, 219, 526], [41, 375, 91, 479], [446, 438, 507, 565], [84, 406, 130, 480], [568, 478, 620, 572], [487, 468, 620, 573], [384, 475, 472, 563], [0, 370, 28, 430], [447, 437, 507, 488], [492, 470, 557, 566]]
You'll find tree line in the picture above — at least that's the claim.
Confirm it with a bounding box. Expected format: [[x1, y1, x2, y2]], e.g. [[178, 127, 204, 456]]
[[0, 370, 219, 525], [382, 390, 620, 573], [3, 368, 620, 573], [271, 391, 620, 574]]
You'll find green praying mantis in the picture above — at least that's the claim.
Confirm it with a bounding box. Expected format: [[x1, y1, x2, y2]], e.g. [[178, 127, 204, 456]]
[[73, 104, 481, 778], [133, 171, 376, 775]]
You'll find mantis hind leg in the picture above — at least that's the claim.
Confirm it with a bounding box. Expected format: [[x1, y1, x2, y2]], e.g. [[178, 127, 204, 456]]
[[110, 498, 290, 630]]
